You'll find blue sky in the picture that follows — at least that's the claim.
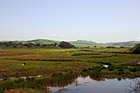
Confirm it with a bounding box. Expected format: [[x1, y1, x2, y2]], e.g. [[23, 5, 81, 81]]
[[0, 0, 140, 42]]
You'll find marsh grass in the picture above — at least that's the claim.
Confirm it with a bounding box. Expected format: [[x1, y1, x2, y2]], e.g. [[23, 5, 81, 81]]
[[0, 89, 4, 93], [0, 78, 44, 90], [0, 48, 140, 90], [0, 72, 78, 91]]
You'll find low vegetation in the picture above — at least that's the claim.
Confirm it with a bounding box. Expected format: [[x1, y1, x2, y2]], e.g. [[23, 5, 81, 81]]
[[0, 47, 140, 92], [0, 39, 137, 49], [0, 41, 75, 49]]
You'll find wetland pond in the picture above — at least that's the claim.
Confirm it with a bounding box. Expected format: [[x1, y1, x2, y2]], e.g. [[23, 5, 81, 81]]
[[0, 75, 139, 93], [49, 76, 140, 93]]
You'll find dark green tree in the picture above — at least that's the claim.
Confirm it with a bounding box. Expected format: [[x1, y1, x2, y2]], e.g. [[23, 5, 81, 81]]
[[59, 41, 75, 48], [131, 43, 140, 54]]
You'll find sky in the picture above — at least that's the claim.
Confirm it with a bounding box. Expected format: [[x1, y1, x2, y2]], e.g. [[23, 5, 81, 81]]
[[0, 0, 140, 43]]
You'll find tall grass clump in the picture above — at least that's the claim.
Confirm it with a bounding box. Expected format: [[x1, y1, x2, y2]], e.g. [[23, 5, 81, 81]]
[[89, 66, 103, 77], [0, 89, 4, 93], [50, 72, 77, 84], [0, 78, 44, 90], [35, 72, 78, 87]]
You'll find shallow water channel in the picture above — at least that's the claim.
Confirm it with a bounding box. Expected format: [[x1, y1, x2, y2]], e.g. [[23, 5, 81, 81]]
[[49, 76, 140, 93]]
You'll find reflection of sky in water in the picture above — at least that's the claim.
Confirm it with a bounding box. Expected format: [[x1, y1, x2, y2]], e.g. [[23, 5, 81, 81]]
[[137, 62, 140, 64], [103, 64, 109, 68], [49, 76, 140, 93]]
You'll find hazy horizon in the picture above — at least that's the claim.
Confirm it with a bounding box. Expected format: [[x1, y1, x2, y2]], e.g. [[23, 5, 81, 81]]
[[1, 38, 140, 44], [1, 0, 140, 42]]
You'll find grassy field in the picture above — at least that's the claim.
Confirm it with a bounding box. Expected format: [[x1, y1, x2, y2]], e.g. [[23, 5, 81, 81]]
[[0, 48, 140, 78], [0, 48, 140, 92]]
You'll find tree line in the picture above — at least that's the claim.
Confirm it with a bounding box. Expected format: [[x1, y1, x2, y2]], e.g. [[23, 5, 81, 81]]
[[0, 41, 75, 49]]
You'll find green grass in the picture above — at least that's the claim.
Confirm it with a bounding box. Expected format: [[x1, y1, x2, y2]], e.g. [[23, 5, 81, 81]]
[[0, 48, 140, 78], [15, 39, 60, 45], [0, 48, 140, 91]]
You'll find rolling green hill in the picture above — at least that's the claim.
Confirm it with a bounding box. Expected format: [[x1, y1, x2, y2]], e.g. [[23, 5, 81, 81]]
[[70, 40, 96, 44], [105, 41, 140, 46], [14, 39, 60, 45], [70, 40, 98, 47], [14, 39, 98, 47], [1, 39, 140, 48]]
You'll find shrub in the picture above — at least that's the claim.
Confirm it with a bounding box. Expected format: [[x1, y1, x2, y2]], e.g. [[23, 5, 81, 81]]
[[129, 68, 137, 72], [59, 41, 75, 48], [69, 71, 73, 74], [131, 43, 140, 54], [118, 71, 124, 75], [14, 79, 24, 83], [119, 68, 124, 72], [108, 66, 115, 71], [88, 67, 93, 70], [82, 69, 88, 72], [26, 77, 35, 82]]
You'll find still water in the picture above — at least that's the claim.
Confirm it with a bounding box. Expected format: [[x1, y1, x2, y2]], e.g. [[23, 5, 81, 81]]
[[49, 76, 140, 93]]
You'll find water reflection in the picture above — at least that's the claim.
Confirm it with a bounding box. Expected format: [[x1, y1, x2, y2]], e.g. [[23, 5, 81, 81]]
[[49, 76, 140, 93], [0, 75, 42, 81], [137, 62, 140, 65], [103, 64, 109, 68], [126, 78, 140, 93]]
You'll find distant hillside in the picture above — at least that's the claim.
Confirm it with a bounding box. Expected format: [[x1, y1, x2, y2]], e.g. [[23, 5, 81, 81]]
[[0, 39, 61, 48], [70, 40, 98, 47], [106, 41, 140, 46], [70, 40, 140, 47], [14, 39, 60, 45], [71, 40, 96, 44], [1, 39, 140, 47], [15, 40, 140, 47]]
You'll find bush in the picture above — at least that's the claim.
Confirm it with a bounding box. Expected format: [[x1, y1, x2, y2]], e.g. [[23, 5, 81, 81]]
[[88, 67, 93, 70], [69, 71, 73, 74], [119, 68, 124, 72], [129, 68, 137, 72], [108, 66, 115, 71], [118, 71, 124, 75], [59, 41, 75, 48], [14, 79, 24, 83], [26, 77, 35, 82], [90, 70, 101, 77], [131, 43, 140, 54], [82, 69, 88, 72]]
